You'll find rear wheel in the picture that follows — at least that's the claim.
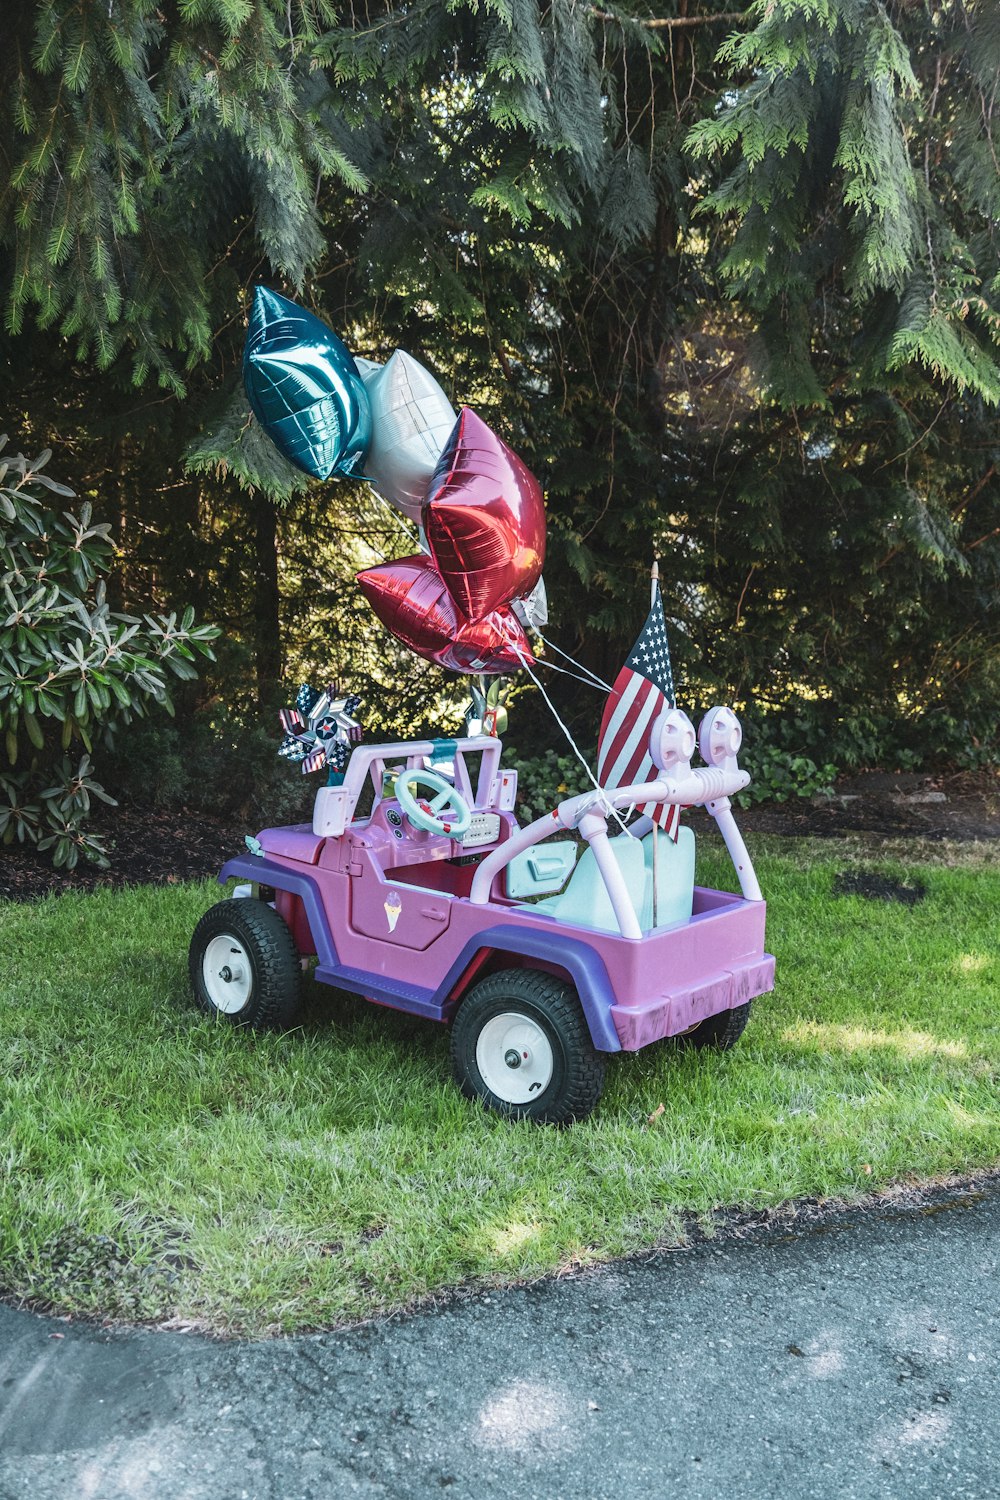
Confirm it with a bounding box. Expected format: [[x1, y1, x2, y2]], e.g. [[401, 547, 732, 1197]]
[[676, 1000, 752, 1051], [189, 899, 302, 1029], [451, 969, 606, 1125]]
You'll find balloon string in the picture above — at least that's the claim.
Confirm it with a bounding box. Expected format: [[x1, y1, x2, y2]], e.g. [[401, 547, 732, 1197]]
[[516, 652, 635, 840], [534, 633, 613, 692], [527, 652, 609, 692], [368, 486, 420, 546]]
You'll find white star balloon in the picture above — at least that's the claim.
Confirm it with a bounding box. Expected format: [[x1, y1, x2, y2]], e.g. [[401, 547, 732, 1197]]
[[511, 575, 548, 632], [361, 351, 457, 522]]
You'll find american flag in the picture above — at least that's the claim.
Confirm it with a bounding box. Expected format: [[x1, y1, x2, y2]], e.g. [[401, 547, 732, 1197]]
[[596, 580, 680, 840]]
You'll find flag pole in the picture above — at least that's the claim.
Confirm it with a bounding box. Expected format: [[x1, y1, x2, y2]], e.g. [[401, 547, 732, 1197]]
[[651, 558, 660, 930]]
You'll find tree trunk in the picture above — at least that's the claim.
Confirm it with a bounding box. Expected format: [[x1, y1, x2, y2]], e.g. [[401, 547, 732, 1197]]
[[249, 489, 282, 711]]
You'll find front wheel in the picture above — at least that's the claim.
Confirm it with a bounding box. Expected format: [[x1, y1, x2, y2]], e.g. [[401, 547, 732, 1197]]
[[189, 899, 302, 1029], [451, 969, 606, 1125]]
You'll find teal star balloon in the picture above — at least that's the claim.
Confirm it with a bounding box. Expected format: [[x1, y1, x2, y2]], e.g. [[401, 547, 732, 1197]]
[[243, 287, 372, 480]]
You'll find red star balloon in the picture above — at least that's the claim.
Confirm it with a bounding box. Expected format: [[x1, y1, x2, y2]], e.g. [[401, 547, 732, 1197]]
[[356, 554, 532, 675], [423, 408, 546, 623]]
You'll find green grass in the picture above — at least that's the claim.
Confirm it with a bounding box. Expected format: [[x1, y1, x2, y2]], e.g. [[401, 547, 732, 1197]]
[[1, 838, 998, 1335]]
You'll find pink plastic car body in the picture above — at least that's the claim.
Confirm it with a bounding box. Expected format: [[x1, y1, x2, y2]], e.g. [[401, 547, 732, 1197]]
[[213, 730, 775, 1057]]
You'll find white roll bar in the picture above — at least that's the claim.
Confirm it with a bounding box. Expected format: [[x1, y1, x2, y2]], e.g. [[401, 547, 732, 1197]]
[[469, 763, 761, 937]]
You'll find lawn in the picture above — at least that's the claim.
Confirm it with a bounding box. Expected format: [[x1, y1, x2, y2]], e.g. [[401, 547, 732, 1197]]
[[1, 839, 998, 1336]]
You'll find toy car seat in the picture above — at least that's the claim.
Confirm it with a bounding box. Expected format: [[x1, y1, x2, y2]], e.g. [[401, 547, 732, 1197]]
[[530, 826, 695, 935]]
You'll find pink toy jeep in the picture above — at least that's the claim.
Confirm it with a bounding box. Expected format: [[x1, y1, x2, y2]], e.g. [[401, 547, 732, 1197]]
[[189, 707, 774, 1124]]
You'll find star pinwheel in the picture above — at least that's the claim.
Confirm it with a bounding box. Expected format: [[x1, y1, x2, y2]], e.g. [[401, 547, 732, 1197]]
[[278, 683, 363, 780]]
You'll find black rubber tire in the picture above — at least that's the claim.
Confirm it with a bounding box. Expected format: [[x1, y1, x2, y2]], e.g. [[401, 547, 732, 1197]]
[[451, 969, 607, 1125], [189, 899, 302, 1029], [675, 1000, 752, 1051]]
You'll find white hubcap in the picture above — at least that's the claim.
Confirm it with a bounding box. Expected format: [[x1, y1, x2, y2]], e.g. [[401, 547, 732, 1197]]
[[476, 1011, 554, 1105], [202, 934, 253, 1014]]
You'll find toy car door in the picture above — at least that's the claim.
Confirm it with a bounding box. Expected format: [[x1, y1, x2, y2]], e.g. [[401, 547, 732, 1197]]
[[348, 850, 453, 951]]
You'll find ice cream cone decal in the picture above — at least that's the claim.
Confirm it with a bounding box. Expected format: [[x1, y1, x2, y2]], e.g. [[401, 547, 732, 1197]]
[[384, 890, 403, 932]]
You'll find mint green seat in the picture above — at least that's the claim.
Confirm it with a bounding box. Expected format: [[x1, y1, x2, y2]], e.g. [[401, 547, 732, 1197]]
[[506, 841, 578, 898], [533, 826, 695, 935], [639, 825, 696, 930]]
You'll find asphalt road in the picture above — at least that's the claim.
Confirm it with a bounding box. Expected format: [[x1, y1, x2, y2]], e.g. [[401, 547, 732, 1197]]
[[1, 1184, 998, 1500]]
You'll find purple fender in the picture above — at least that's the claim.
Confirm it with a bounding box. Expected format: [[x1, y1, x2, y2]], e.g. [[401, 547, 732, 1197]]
[[437, 925, 622, 1053], [218, 855, 340, 968]]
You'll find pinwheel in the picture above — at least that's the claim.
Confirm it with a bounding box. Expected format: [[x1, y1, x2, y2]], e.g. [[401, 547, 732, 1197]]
[[278, 684, 363, 778]]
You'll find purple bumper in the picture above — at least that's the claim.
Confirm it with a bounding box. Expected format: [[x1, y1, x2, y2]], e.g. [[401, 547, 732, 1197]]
[[610, 952, 775, 1051]]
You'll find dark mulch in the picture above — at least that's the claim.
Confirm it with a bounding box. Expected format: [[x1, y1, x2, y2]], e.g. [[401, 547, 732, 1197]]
[[726, 768, 1000, 843], [1, 768, 998, 905], [0, 803, 244, 904]]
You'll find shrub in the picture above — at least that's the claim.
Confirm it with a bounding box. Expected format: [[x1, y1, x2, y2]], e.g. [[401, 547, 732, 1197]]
[[102, 707, 316, 831], [512, 749, 595, 825], [0, 437, 219, 868], [738, 745, 838, 806], [514, 735, 838, 822]]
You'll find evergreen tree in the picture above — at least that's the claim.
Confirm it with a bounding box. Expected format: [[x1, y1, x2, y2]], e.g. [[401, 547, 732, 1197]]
[[680, 0, 1000, 766], [687, 0, 1000, 405], [3, 1, 999, 789], [1, 0, 360, 389]]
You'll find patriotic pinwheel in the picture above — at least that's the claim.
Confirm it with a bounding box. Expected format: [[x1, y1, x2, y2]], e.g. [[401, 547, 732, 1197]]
[[278, 684, 363, 781]]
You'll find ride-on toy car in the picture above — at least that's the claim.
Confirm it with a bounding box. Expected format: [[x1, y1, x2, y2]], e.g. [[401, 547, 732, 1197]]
[[189, 705, 774, 1124]]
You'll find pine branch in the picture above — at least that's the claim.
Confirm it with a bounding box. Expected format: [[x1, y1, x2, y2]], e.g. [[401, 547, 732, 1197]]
[[951, 463, 997, 522], [589, 7, 744, 28], [965, 526, 1000, 554]]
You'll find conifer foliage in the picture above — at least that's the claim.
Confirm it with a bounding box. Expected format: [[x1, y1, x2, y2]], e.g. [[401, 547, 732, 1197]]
[[2, 1, 1000, 792], [1, 0, 358, 389], [688, 0, 1000, 405]]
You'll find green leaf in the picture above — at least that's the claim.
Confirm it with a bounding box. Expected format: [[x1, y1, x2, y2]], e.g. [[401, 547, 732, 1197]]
[[23, 711, 44, 750]]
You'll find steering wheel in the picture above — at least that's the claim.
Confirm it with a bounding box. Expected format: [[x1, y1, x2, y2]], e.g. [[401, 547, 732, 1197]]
[[395, 768, 472, 837]]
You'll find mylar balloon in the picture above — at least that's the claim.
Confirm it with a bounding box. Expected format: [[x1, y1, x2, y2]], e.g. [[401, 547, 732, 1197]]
[[424, 408, 545, 623], [356, 554, 531, 675], [512, 575, 548, 632], [243, 287, 372, 480], [362, 352, 457, 523]]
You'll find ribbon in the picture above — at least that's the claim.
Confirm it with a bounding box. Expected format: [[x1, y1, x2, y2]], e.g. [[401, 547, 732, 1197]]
[[278, 683, 363, 781]]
